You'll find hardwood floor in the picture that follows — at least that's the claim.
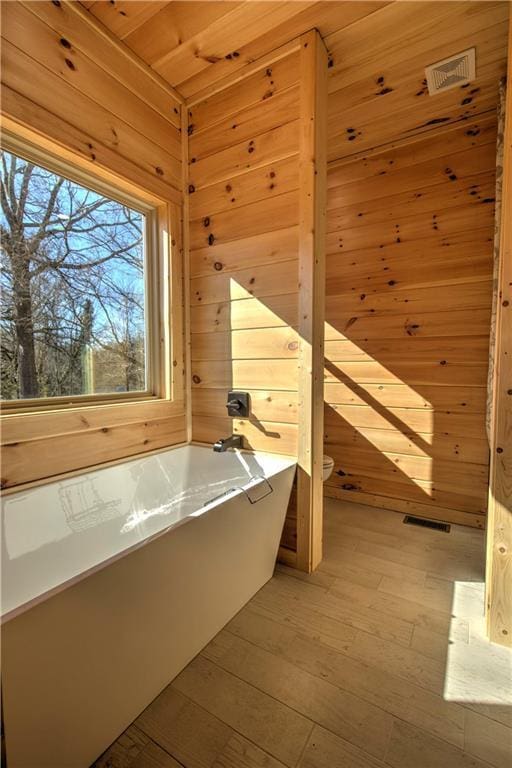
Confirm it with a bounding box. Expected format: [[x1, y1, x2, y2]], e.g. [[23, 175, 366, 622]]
[[92, 499, 512, 768]]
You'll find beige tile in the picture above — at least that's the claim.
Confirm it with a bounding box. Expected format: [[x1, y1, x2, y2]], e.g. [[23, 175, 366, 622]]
[[330, 577, 453, 637], [464, 708, 512, 768], [318, 553, 384, 589], [259, 573, 413, 647], [385, 719, 492, 768], [136, 687, 232, 768], [321, 543, 427, 586], [246, 593, 357, 653], [275, 563, 337, 590], [93, 496, 504, 768], [283, 633, 465, 748], [464, 704, 512, 730], [378, 574, 455, 613], [172, 655, 313, 767], [411, 625, 449, 663], [92, 725, 149, 768], [212, 733, 288, 768], [130, 741, 182, 768], [221, 606, 464, 747], [347, 630, 446, 695], [226, 605, 300, 656], [355, 538, 484, 582], [298, 725, 387, 768], [202, 630, 393, 759], [411, 622, 469, 664], [323, 518, 406, 551]]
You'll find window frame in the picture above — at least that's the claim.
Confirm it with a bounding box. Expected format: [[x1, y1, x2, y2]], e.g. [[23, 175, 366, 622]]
[[0, 132, 172, 414]]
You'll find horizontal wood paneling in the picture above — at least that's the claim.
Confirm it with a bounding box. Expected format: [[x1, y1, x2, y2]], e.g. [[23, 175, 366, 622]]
[[192, 389, 298, 424], [188, 52, 300, 134], [326, 2, 508, 162], [191, 327, 299, 361], [189, 86, 300, 161], [0, 1, 186, 490], [190, 294, 298, 335], [189, 121, 300, 189], [325, 473, 487, 518], [2, 412, 187, 490], [1, 1, 182, 197], [324, 485, 485, 529], [189, 226, 299, 278], [328, 173, 496, 237], [326, 281, 493, 317], [324, 119, 495, 525], [193, 415, 298, 456], [192, 360, 298, 391], [189, 155, 300, 220], [190, 191, 299, 250], [27, 0, 181, 127], [324, 382, 488, 414], [327, 404, 487, 440], [4, 3, 181, 160], [190, 259, 299, 307], [188, 46, 302, 457]]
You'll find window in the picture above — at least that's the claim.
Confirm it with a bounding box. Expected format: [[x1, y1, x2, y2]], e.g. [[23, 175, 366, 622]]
[[1, 147, 159, 406]]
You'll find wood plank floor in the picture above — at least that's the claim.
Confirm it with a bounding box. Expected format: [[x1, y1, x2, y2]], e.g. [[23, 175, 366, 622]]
[[92, 499, 512, 768]]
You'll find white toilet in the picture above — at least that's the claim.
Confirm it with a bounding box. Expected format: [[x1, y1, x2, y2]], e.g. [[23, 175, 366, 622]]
[[323, 455, 334, 482]]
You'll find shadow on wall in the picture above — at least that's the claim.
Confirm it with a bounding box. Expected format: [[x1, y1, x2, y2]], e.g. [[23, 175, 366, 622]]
[[322, 259, 492, 527], [190, 239, 492, 532], [190, 266, 301, 455]]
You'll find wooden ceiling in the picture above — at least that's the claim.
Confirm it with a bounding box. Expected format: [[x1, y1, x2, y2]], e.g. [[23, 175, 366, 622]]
[[79, 1, 509, 161], [73, 2, 401, 97]]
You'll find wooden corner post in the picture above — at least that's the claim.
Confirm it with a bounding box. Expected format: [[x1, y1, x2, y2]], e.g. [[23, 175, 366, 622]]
[[296, 30, 327, 573], [486, 17, 512, 647]]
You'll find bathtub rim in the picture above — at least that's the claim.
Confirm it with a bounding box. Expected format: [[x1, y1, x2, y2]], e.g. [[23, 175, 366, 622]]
[[1, 444, 296, 623]]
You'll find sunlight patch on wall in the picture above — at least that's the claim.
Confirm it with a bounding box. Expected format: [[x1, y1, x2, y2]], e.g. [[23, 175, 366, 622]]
[[324, 322, 434, 492]]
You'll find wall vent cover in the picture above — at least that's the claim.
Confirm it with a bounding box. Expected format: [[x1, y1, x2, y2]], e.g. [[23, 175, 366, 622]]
[[425, 48, 476, 95]]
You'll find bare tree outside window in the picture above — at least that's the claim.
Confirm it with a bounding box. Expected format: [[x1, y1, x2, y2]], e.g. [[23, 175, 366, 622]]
[[0, 150, 148, 401]]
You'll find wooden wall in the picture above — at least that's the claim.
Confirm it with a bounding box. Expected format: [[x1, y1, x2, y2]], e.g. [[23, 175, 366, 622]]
[[323, 1, 509, 528], [486, 16, 512, 647], [188, 45, 302, 456], [187, 35, 327, 570], [0, 0, 187, 490]]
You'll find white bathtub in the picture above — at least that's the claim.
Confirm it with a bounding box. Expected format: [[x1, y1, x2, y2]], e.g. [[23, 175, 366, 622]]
[[1, 444, 296, 768]]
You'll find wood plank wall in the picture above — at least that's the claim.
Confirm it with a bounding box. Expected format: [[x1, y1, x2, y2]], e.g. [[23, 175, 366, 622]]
[[188, 45, 302, 457], [0, 0, 187, 490], [323, 2, 509, 528], [486, 16, 512, 647]]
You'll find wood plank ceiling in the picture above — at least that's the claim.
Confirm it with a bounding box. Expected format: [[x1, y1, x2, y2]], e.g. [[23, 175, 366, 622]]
[[80, 1, 508, 163]]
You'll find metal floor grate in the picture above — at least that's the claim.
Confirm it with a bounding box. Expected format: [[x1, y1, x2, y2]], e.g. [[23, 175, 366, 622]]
[[403, 515, 451, 533]]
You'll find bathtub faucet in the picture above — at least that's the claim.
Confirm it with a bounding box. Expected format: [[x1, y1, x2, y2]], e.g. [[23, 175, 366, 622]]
[[213, 435, 243, 452]]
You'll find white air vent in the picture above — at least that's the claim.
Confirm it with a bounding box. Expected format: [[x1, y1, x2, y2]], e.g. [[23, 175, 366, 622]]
[[425, 48, 476, 95]]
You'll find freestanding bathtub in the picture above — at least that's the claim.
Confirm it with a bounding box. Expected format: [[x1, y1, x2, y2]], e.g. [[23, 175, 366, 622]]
[[1, 444, 296, 768]]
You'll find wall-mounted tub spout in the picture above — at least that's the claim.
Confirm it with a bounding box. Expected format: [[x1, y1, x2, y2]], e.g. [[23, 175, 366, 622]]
[[213, 435, 243, 452]]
